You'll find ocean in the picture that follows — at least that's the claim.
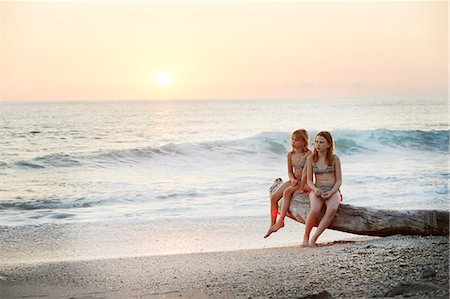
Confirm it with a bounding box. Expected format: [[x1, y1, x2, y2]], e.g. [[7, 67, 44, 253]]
[[0, 99, 448, 228]]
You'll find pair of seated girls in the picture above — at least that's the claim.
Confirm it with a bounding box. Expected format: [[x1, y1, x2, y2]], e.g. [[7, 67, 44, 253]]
[[264, 130, 342, 247]]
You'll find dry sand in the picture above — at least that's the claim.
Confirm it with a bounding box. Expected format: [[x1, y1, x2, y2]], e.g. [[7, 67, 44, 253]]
[[1, 235, 448, 298]]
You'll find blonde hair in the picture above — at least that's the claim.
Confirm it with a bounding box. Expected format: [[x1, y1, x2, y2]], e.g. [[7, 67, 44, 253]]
[[291, 129, 310, 153], [312, 131, 334, 165]]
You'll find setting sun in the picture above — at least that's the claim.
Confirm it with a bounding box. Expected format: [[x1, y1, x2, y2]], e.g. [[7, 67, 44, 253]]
[[155, 71, 173, 87]]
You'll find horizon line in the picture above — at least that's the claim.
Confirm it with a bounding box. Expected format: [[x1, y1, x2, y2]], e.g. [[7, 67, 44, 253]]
[[2, 97, 448, 103]]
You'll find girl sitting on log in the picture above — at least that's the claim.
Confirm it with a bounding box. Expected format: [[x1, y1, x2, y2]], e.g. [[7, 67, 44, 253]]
[[264, 129, 311, 238], [303, 131, 342, 247]]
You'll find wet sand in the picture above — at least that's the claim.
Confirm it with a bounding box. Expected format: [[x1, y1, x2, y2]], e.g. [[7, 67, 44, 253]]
[[1, 235, 448, 298], [0, 216, 359, 264]]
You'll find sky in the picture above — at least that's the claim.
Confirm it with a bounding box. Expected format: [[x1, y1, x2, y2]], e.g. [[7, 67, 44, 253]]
[[1, 1, 448, 101]]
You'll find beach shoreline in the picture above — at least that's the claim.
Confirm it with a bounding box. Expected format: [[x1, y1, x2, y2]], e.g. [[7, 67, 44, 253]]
[[0, 216, 364, 265], [1, 235, 448, 298]]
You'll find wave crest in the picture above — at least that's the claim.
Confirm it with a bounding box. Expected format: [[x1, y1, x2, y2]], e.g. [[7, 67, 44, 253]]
[[4, 129, 448, 170]]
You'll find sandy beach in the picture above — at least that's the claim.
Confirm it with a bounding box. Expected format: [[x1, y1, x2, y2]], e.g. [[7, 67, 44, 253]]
[[1, 234, 448, 298]]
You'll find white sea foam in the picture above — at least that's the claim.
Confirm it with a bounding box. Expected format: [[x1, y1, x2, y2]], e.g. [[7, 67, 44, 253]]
[[0, 99, 448, 226]]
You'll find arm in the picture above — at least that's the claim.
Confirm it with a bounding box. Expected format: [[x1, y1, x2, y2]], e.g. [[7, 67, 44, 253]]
[[287, 152, 296, 183], [322, 155, 342, 198], [330, 155, 342, 194], [299, 151, 312, 191], [306, 156, 319, 193]]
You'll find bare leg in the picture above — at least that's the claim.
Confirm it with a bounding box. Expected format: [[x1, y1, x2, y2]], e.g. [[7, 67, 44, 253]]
[[278, 186, 299, 223], [264, 185, 298, 238], [269, 181, 291, 226], [302, 193, 324, 247], [310, 193, 341, 246]]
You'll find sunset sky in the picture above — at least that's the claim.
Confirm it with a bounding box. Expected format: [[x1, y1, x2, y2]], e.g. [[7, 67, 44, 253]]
[[1, 1, 448, 101]]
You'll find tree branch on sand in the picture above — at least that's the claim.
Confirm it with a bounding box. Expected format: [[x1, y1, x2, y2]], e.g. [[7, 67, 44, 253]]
[[270, 178, 449, 237]]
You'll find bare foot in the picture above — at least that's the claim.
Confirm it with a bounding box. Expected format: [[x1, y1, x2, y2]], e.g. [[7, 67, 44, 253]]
[[263, 221, 284, 238], [301, 238, 310, 247]]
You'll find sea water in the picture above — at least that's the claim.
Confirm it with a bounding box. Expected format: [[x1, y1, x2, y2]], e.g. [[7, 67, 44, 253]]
[[0, 99, 448, 227]]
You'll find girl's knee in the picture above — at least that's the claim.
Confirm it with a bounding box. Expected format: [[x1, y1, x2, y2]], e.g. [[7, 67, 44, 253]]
[[309, 207, 321, 216], [327, 206, 338, 215], [270, 195, 280, 204], [282, 189, 292, 196]]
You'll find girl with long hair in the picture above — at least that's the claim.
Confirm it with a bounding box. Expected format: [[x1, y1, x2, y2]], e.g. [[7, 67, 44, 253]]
[[264, 129, 311, 238], [303, 131, 342, 246]]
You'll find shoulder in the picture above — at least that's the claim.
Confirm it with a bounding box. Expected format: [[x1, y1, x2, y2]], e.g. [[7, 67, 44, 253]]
[[332, 155, 341, 164], [306, 155, 313, 163], [305, 150, 312, 156], [287, 152, 293, 161]]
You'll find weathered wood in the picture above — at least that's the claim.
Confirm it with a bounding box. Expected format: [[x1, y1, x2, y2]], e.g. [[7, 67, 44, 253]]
[[270, 178, 449, 236]]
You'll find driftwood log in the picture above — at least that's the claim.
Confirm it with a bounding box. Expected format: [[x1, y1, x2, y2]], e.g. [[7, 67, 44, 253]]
[[270, 178, 449, 236]]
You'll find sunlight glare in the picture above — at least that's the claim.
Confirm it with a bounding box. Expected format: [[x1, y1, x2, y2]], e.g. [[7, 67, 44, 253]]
[[155, 71, 173, 87]]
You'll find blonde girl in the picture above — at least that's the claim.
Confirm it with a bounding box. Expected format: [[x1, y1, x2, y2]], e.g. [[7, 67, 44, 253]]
[[303, 131, 342, 247], [264, 129, 311, 238]]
